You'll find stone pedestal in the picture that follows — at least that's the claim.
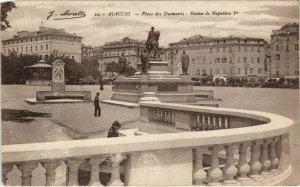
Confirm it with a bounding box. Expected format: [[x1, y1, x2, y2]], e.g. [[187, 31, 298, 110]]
[[52, 82, 65, 92], [112, 59, 196, 103]]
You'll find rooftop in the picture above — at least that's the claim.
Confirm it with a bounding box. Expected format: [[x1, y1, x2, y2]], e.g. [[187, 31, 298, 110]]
[[3, 23, 81, 42], [103, 37, 145, 48], [170, 35, 266, 46]]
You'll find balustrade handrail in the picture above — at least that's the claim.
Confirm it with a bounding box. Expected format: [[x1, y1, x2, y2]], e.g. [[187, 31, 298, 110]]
[[2, 104, 293, 164], [140, 102, 271, 123]]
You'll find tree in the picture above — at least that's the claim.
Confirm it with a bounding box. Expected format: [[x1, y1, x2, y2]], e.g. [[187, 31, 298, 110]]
[[1, 1, 17, 31], [1, 52, 41, 84], [81, 58, 100, 79]]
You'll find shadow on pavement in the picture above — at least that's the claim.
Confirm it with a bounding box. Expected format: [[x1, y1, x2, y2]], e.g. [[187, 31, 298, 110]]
[[1, 109, 51, 123]]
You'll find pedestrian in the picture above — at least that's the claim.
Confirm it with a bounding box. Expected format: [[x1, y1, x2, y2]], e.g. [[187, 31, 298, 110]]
[[107, 121, 121, 138], [94, 93, 101, 117]]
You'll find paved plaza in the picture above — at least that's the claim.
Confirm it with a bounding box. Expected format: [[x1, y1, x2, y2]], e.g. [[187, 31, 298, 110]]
[[1, 85, 299, 185]]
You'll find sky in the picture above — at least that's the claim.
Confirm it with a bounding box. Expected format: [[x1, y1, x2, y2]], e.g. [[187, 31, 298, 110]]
[[1, 1, 299, 47]]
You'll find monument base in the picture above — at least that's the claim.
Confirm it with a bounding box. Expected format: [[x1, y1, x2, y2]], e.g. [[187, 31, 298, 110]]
[[112, 60, 196, 103]]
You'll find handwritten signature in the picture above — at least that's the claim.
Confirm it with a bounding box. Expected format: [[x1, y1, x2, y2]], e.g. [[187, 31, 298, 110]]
[[47, 10, 86, 20]]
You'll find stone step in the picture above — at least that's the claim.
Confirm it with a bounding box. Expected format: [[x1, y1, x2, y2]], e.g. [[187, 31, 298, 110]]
[[100, 100, 139, 108], [24, 98, 92, 105]]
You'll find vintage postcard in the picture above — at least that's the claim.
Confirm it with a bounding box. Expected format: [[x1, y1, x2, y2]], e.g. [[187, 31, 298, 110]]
[[1, 0, 299, 186]]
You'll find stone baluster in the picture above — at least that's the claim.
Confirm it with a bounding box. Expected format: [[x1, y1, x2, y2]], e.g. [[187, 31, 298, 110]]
[[269, 137, 280, 173], [260, 139, 272, 175], [214, 116, 220, 130], [163, 110, 167, 125], [236, 142, 251, 181], [197, 114, 203, 130], [154, 109, 159, 123], [159, 110, 163, 125], [2, 164, 13, 185], [89, 156, 106, 186], [207, 115, 212, 130], [164, 111, 168, 126], [161, 110, 165, 125], [108, 153, 125, 186], [171, 112, 175, 126], [201, 114, 205, 130], [17, 162, 38, 186], [249, 140, 263, 179], [42, 160, 61, 186], [220, 116, 226, 129], [66, 159, 85, 186], [203, 115, 208, 130], [212, 116, 216, 130], [207, 146, 223, 185], [193, 148, 207, 185], [224, 117, 229, 129], [165, 111, 170, 126], [223, 144, 238, 184], [196, 114, 200, 127], [218, 117, 222, 129]]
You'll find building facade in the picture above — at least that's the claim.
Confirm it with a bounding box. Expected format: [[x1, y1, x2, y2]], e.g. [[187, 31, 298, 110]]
[[167, 35, 268, 77], [2, 22, 82, 62], [270, 23, 299, 76], [102, 37, 146, 71]]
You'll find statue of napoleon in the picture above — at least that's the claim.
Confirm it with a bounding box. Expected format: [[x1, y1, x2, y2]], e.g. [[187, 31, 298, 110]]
[[146, 27, 160, 59]]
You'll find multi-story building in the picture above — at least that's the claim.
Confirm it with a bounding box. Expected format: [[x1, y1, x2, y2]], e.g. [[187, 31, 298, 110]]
[[81, 44, 94, 58], [81, 44, 105, 74], [270, 23, 299, 76], [102, 37, 146, 71], [2, 22, 82, 62], [167, 35, 268, 77]]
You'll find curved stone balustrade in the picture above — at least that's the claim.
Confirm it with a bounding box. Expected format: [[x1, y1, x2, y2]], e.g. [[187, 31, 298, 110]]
[[140, 102, 269, 131], [2, 103, 293, 186]]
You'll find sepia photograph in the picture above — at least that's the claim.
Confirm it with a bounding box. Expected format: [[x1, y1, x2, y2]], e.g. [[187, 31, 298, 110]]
[[1, 0, 299, 186]]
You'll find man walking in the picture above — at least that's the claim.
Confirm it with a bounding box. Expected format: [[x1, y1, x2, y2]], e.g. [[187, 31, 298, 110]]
[[94, 93, 101, 117]]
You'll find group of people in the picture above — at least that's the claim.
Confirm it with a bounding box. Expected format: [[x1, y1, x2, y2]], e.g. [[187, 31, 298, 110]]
[[94, 93, 121, 138]]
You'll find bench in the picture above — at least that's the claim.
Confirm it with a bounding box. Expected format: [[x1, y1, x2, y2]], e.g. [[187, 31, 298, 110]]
[[45, 94, 85, 100]]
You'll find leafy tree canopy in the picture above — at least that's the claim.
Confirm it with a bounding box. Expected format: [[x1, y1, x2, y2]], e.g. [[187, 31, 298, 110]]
[[1, 1, 17, 31]]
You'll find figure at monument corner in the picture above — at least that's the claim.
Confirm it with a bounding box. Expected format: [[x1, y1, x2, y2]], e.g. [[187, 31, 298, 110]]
[[181, 51, 189, 75], [146, 27, 160, 59], [118, 53, 127, 75], [141, 49, 149, 74]]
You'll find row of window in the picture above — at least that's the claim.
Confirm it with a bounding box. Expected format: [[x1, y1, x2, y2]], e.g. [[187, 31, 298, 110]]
[[172, 46, 263, 54], [202, 57, 262, 64], [3, 44, 49, 53], [198, 67, 263, 75], [173, 39, 262, 47], [3, 36, 81, 45], [272, 35, 299, 42], [274, 44, 298, 51]]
